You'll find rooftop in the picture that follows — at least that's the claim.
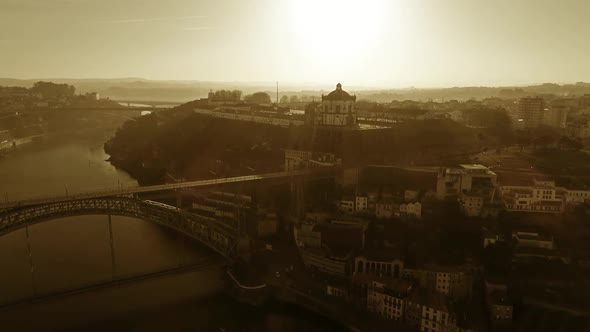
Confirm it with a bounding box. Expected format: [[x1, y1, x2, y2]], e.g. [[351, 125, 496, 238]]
[[459, 164, 490, 170], [322, 83, 356, 102]]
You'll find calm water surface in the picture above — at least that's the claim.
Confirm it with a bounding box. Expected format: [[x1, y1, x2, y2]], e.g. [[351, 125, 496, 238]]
[[0, 138, 344, 331]]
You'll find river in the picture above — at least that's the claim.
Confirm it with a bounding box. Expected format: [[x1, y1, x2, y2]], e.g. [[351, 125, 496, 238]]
[[0, 136, 344, 331]]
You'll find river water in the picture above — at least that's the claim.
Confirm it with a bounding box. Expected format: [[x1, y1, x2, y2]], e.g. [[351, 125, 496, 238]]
[[0, 137, 343, 331]]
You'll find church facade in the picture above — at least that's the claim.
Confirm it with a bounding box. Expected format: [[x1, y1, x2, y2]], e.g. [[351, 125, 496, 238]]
[[319, 83, 358, 126], [303, 83, 358, 127]]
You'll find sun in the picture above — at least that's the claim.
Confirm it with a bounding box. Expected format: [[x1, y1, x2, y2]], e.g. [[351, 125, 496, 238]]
[[288, 0, 390, 70]]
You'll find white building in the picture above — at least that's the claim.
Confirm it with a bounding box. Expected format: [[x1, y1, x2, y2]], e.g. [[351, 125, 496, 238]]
[[436, 164, 497, 199], [355, 196, 368, 212], [565, 189, 590, 204], [400, 202, 422, 218], [500, 179, 565, 214]]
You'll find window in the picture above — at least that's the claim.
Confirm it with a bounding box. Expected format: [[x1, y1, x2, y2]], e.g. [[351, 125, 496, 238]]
[[336, 105, 341, 113]]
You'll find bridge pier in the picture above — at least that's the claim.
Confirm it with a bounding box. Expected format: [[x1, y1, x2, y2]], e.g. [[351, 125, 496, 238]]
[[24, 226, 37, 297], [107, 214, 117, 281]]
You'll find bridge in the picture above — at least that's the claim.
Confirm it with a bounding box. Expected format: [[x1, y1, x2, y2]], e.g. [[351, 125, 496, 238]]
[[0, 168, 335, 260], [0, 169, 328, 209]]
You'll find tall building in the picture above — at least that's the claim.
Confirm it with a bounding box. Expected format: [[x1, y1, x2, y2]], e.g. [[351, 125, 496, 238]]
[[519, 97, 546, 128], [543, 99, 571, 128]]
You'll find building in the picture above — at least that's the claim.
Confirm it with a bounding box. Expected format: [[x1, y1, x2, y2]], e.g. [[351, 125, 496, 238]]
[[366, 276, 414, 321], [190, 191, 276, 239], [284, 149, 312, 171], [405, 288, 454, 332], [353, 251, 404, 278], [326, 278, 349, 299], [566, 117, 590, 139], [486, 291, 513, 327], [500, 179, 565, 213], [355, 196, 368, 212], [400, 202, 422, 218], [85, 92, 99, 101], [519, 97, 546, 128], [543, 99, 570, 128], [565, 189, 590, 204], [376, 200, 394, 219], [319, 83, 357, 127], [284, 149, 338, 171], [511, 231, 554, 249], [339, 196, 355, 214], [460, 193, 485, 217], [484, 276, 513, 328], [436, 164, 497, 200], [298, 218, 367, 276], [404, 190, 420, 202], [300, 247, 352, 276], [403, 265, 474, 301]]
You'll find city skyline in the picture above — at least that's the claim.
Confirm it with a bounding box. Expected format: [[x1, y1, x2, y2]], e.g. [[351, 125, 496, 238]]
[[1, 0, 590, 87]]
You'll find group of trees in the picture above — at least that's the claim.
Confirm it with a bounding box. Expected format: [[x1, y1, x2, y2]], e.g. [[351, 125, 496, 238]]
[[209, 89, 242, 102], [515, 126, 584, 151], [208, 90, 274, 104], [279, 95, 320, 103], [30, 81, 75, 99], [244, 92, 272, 104], [0, 82, 76, 100]]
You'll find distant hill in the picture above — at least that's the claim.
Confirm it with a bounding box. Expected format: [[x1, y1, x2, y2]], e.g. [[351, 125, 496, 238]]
[[2, 78, 589, 103]]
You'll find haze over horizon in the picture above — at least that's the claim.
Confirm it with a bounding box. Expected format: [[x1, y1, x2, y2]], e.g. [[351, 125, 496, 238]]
[[1, 0, 589, 88]]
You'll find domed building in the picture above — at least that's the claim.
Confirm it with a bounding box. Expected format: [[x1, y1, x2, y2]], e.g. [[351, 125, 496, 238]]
[[319, 83, 357, 127]]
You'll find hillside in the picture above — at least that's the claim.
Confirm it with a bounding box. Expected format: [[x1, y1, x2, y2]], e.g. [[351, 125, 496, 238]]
[[104, 100, 491, 184]]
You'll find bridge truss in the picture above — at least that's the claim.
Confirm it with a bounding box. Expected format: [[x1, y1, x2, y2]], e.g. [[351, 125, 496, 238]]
[[0, 196, 239, 259]]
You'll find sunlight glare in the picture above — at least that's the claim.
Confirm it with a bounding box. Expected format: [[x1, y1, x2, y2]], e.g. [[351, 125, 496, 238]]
[[289, 0, 390, 70]]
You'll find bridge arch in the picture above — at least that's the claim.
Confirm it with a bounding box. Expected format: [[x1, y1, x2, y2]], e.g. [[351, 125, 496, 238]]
[[0, 197, 238, 258]]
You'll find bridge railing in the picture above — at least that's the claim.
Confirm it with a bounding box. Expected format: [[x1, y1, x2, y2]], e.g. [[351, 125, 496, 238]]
[[0, 168, 336, 209]]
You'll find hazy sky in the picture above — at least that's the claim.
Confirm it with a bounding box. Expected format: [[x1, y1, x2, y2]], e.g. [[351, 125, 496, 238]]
[[1, 0, 589, 87]]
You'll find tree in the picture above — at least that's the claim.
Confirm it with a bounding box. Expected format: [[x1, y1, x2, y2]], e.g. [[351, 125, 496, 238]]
[[244, 92, 272, 104], [289, 95, 299, 103], [211, 89, 242, 102], [30, 81, 75, 99], [280, 95, 289, 104]]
